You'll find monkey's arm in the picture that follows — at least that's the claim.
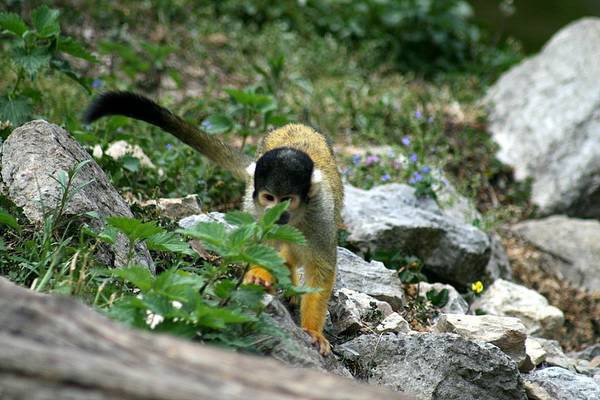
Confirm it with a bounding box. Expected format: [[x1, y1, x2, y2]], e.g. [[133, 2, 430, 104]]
[[84, 91, 253, 180]]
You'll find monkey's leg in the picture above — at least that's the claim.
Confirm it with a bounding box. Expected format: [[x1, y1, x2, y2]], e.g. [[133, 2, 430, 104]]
[[301, 257, 335, 356]]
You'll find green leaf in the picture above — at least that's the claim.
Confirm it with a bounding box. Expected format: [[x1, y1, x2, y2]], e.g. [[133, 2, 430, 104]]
[[426, 288, 449, 307], [146, 231, 194, 255], [261, 201, 289, 227], [31, 5, 60, 37], [214, 279, 236, 299], [224, 211, 255, 226], [106, 297, 147, 327], [121, 155, 141, 172], [0, 12, 28, 36], [0, 209, 21, 232], [201, 114, 233, 135], [113, 266, 154, 292], [0, 95, 31, 126], [177, 222, 227, 254], [12, 46, 51, 78], [0, 238, 6, 251], [107, 216, 164, 243], [225, 89, 276, 112], [227, 225, 255, 250], [58, 36, 97, 62], [97, 225, 119, 244], [242, 244, 283, 270], [153, 320, 197, 338], [264, 224, 305, 245]]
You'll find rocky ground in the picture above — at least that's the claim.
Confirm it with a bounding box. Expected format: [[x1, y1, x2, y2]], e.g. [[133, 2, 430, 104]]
[[2, 16, 600, 400]]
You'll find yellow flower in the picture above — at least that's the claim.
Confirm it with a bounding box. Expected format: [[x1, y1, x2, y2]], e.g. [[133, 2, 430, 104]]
[[471, 281, 484, 294]]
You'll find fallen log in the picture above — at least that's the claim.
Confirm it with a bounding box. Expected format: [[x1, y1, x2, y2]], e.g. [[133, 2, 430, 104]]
[[0, 277, 413, 400]]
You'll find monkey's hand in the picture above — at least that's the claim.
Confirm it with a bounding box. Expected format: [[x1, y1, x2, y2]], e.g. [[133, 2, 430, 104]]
[[304, 328, 331, 356], [243, 267, 275, 291]]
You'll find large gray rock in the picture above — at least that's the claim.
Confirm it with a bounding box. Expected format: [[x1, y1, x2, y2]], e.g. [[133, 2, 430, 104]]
[[1, 120, 153, 270], [527, 337, 577, 371], [485, 232, 513, 282], [524, 367, 600, 400], [472, 279, 564, 338], [512, 216, 600, 292], [343, 184, 490, 287], [433, 314, 528, 368], [335, 247, 405, 310], [484, 18, 600, 217], [337, 332, 526, 400]]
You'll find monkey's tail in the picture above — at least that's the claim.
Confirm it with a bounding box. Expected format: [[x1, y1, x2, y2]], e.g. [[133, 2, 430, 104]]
[[84, 91, 252, 180]]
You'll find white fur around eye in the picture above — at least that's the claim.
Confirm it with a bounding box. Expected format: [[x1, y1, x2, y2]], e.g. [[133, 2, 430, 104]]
[[245, 162, 256, 177], [311, 168, 323, 184]]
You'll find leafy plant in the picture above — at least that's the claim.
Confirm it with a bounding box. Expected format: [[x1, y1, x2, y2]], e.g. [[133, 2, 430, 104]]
[[106, 202, 310, 349], [0, 5, 96, 129]]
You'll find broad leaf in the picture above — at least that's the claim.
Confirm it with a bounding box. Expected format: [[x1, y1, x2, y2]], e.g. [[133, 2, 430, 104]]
[[261, 201, 288, 227], [224, 210, 255, 226], [242, 244, 283, 270], [58, 36, 97, 62], [31, 5, 60, 37], [146, 231, 194, 255], [201, 114, 233, 135], [12, 47, 51, 78], [0, 95, 31, 126], [107, 216, 164, 242], [112, 266, 154, 292], [177, 222, 227, 253], [264, 224, 305, 245], [0, 12, 28, 36], [0, 209, 20, 232]]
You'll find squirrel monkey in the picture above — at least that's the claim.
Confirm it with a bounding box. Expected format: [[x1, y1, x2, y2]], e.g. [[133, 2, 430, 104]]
[[84, 92, 343, 355]]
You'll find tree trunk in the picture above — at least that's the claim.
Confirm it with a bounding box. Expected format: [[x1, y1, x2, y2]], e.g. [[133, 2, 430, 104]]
[[0, 277, 414, 400]]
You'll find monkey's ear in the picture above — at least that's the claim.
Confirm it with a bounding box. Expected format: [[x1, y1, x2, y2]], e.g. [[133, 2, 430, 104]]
[[308, 169, 323, 197], [245, 162, 256, 177]]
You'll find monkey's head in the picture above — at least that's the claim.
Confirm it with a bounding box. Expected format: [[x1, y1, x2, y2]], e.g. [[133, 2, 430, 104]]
[[247, 147, 322, 225]]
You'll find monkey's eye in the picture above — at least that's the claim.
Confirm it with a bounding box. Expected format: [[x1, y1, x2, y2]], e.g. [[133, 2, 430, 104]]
[[280, 195, 300, 210], [259, 192, 276, 206]]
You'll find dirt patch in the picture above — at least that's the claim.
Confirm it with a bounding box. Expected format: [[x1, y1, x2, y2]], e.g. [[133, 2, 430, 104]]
[[500, 228, 600, 351]]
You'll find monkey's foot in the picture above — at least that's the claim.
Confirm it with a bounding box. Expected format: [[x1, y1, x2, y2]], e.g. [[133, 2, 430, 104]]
[[243, 267, 274, 291], [304, 329, 331, 356]]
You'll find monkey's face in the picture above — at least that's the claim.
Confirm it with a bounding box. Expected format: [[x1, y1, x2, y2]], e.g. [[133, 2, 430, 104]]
[[247, 147, 322, 225]]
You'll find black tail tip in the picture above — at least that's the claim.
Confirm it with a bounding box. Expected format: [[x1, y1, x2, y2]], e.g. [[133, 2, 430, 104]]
[[83, 91, 160, 125]]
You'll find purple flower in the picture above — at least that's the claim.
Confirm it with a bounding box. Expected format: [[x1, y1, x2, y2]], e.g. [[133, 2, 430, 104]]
[[415, 110, 422, 119], [91, 79, 103, 89], [409, 153, 418, 163], [365, 155, 380, 166], [409, 172, 423, 184], [165, 143, 174, 150], [401, 136, 411, 146], [201, 120, 213, 131], [420, 165, 430, 174], [381, 173, 391, 182], [427, 117, 433, 123], [351, 154, 362, 166]]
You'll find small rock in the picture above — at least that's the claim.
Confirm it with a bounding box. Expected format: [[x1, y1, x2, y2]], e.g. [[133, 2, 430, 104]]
[[375, 312, 411, 334], [179, 212, 232, 230], [433, 314, 528, 368], [523, 381, 554, 400], [528, 337, 577, 371], [472, 279, 564, 338], [335, 247, 405, 310], [337, 332, 526, 400], [143, 194, 202, 220], [343, 183, 490, 288], [329, 288, 393, 336], [572, 344, 600, 361], [512, 216, 600, 292], [418, 282, 469, 314], [105, 140, 156, 169], [526, 337, 547, 367], [524, 367, 600, 400]]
